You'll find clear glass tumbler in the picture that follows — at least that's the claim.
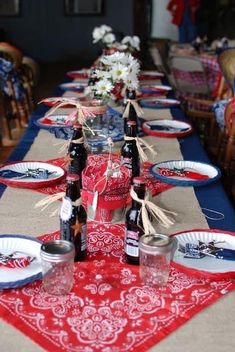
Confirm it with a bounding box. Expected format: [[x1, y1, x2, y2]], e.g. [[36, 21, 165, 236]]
[[40, 240, 75, 295], [139, 233, 175, 288]]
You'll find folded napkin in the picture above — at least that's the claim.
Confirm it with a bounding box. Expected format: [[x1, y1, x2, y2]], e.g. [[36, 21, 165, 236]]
[[179, 240, 235, 261], [146, 124, 188, 132], [0, 168, 53, 179], [0, 254, 33, 268], [158, 167, 209, 180]]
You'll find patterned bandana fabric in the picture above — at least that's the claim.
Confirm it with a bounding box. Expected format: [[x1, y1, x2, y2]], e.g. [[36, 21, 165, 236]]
[[0, 156, 234, 351], [0, 227, 234, 352], [0, 57, 25, 101], [34, 157, 173, 198]]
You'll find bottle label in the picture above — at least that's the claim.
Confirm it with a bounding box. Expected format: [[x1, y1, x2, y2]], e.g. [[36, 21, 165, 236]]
[[125, 230, 139, 257], [81, 224, 87, 251], [60, 198, 72, 221], [121, 156, 132, 169]]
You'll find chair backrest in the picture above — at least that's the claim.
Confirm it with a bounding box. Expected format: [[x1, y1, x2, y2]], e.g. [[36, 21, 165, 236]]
[[168, 55, 211, 95], [219, 99, 235, 173], [0, 42, 22, 68], [218, 48, 235, 91], [149, 46, 166, 73]]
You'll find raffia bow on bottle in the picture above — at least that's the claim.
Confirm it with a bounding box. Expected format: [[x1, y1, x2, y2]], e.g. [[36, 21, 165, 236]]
[[55, 134, 89, 155], [130, 187, 176, 234], [122, 99, 144, 118], [34, 192, 83, 216], [124, 135, 157, 162]]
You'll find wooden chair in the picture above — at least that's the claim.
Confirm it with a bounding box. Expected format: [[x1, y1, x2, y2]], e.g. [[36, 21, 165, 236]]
[[168, 54, 228, 146], [215, 99, 235, 205]]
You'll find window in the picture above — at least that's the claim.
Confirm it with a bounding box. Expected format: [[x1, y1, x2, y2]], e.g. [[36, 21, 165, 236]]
[[64, 0, 103, 16]]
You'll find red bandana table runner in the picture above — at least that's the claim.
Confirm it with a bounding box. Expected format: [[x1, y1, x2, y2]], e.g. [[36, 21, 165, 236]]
[[36, 157, 173, 198], [0, 225, 235, 352]]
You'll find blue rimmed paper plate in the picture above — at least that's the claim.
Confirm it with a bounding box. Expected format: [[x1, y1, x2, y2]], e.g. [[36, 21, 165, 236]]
[[66, 69, 90, 79], [34, 115, 73, 130], [140, 97, 180, 109], [0, 234, 42, 289], [142, 119, 193, 138], [141, 84, 172, 94], [59, 82, 87, 92], [40, 96, 82, 107], [0, 161, 65, 189], [140, 70, 164, 79], [150, 160, 221, 186], [172, 229, 235, 277]]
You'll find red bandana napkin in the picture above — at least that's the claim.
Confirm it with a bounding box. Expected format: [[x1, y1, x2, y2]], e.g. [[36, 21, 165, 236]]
[[0, 225, 234, 352]]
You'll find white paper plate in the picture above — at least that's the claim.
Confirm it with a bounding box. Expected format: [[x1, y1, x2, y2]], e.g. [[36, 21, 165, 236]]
[[150, 160, 220, 186], [0, 161, 65, 188], [59, 82, 87, 91], [141, 84, 172, 92], [140, 70, 164, 77], [0, 234, 42, 289], [142, 119, 192, 138], [67, 69, 90, 77], [41, 96, 79, 106], [142, 97, 180, 105], [36, 115, 72, 128], [173, 230, 235, 274]]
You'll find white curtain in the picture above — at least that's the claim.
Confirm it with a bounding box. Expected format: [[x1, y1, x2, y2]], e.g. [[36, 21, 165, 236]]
[[151, 0, 179, 41]]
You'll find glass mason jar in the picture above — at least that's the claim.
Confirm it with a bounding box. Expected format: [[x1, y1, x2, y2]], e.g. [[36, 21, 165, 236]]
[[40, 240, 75, 295], [139, 233, 175, 288], [82, 98, 110, 154]]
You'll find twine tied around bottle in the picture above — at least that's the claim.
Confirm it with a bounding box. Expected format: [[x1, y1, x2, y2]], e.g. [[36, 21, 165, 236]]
[[34, 192, 82, 217], [124, 136, 157, 162], [123, 99, 144, 118], [130, 187, 176, 234], [54, 136, 86, 154]]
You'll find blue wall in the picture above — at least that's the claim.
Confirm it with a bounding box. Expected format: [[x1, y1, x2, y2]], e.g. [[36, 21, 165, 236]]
[[0, 0, 133, 63]]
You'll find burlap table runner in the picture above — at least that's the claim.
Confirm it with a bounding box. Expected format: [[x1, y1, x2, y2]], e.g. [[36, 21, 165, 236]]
[[1, 79, 233, 352]]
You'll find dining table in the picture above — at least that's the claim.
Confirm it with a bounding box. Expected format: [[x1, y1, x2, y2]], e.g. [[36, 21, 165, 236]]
[[0, 68, 235, 352]]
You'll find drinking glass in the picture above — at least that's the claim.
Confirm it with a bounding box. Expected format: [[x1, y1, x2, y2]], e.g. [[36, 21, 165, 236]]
[[139, 233, 175, 288], [40, 240, 75, 295]]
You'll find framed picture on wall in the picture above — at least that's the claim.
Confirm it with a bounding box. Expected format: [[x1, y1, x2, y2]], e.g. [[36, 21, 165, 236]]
[[64, 0, 104, 16], [0, 0, 20, 16]]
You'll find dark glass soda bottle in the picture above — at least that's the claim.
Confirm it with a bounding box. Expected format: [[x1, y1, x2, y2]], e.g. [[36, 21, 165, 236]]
[[88, 68, 98, 87], [123, 88, 138, 134], [121, 120, 140, 181], [60, 174, 87, 261], [125, 177, 146, 264], [68, 123, 88, 188]]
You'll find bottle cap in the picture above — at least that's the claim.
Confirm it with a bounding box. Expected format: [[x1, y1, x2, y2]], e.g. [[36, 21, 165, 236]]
[[66, 174, 80, 182], [133, 176, 145, 185], [127, 121, 137, 126]]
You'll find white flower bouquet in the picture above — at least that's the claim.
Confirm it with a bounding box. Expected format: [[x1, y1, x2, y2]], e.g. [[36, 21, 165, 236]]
[[118, 36, 140, 52], [92, 24, 116, 48], [86, 52, 140, 101]]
